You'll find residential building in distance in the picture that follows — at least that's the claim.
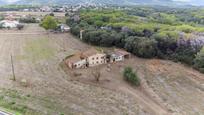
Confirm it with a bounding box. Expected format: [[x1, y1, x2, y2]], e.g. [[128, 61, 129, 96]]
[[0, 20, 19, 28], [59, 24, 70, 32]]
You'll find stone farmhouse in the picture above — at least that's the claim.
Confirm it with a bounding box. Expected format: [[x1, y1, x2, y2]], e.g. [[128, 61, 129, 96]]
[[65, 48, 131, 69], [81, 48, 107, 67], [65, 48, 106, 69]]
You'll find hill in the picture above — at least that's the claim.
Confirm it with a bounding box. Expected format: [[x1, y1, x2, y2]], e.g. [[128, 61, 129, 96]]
[[13, 0, 175, 5], [1, 0, 204, 6]]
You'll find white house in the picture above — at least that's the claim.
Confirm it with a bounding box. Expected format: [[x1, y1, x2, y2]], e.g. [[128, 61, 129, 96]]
[[111, 53, 124, 62], [60, 24, 70, 32], [109, 49, 131, 63], [0, 20, 19, 28]]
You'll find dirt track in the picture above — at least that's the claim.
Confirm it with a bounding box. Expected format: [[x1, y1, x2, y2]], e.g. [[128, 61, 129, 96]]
[[0, 24, 203, 115]]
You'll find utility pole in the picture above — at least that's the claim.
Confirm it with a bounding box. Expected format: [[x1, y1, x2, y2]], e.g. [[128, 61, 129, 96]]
[[11, 55, 16, 81], [63, 38, 66, 51], [80, 30, 84, 40]]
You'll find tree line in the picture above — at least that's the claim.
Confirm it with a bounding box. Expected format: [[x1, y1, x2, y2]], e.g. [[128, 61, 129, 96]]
[[66, 8, 204, 73]]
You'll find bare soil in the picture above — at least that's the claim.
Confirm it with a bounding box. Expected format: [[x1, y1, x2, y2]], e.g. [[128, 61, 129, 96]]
[[0, 24, 149, 115], [0, 23, 203, 115]]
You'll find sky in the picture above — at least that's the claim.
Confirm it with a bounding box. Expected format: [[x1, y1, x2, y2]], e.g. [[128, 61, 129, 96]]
[[5, 0, 19, 3], [173, 0, 204, 4], [3, 0, 204, 5]]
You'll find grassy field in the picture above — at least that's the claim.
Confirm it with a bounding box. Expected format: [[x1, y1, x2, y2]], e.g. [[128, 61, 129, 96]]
[[0, 88, 36, 115], [24, 38, 56, 61]]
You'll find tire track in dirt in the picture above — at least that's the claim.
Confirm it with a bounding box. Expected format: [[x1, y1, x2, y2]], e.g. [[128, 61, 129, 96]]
[[119, 87, 170, 115]]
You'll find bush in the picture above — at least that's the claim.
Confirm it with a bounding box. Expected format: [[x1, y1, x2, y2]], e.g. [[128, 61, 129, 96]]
[[19, 17, 38, 23], [123, 67, 140, 86], [17, 24, 24, 30]]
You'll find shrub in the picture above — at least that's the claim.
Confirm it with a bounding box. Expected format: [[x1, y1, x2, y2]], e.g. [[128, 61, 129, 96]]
[[123, 67, 140, 86], [17, 24, 24, 30], [19, 17, 38, 23]]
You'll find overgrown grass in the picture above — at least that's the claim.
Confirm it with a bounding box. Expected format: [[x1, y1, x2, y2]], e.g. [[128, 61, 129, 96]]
[[0, 89, 36, 115]]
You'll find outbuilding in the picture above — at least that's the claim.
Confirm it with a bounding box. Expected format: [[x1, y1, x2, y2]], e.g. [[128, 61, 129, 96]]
[[65, 54, 87, 69], [109, 49, 131, 63]]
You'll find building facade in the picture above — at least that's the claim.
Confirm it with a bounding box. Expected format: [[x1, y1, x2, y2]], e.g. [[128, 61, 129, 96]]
[[86, 53, 107, 67]]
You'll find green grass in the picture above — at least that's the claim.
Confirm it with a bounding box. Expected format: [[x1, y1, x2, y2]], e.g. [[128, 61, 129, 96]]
[[23, 38, 56, 62], [0, 89, 33, 115], [0, 107, 22, 115]]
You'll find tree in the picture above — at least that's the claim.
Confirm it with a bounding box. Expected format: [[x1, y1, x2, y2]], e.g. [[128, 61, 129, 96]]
[[92, 68, 101, 82], [194, 47, 204, 73], [123, 67, 140, 86], [17, 24, 24, 30], [125, 37, 158, 58], [94, 20, 103, 27], [70, 25, 80, 36], [49, 12, 54, 16], [41, 16, 57, 30]]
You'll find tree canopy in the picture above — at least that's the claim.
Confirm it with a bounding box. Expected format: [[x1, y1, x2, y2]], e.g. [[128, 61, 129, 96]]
[[41, 16, 57, 30]]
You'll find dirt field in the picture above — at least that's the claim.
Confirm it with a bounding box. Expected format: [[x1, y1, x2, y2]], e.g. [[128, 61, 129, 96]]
[[0, 24, 203, 115], [0, 24, 153, 115]]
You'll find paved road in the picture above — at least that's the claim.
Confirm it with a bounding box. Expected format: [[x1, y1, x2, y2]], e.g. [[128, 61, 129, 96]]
[[0, 32, 47, 35]]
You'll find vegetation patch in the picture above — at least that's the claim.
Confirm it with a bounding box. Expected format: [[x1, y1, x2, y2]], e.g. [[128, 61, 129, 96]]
[[123, 67, 140, 86], [0, 88, 36, 115], [24, 38, 56, 62]]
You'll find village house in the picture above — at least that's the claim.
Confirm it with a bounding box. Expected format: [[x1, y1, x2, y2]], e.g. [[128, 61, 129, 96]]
[[81, 48, 107, 67], [66, 49, 107, 69]]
